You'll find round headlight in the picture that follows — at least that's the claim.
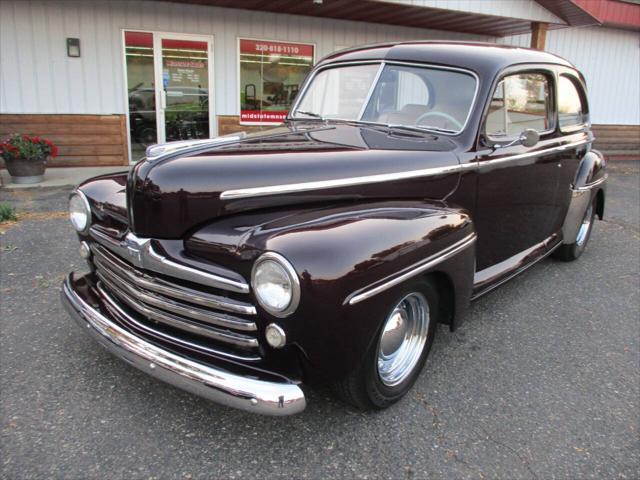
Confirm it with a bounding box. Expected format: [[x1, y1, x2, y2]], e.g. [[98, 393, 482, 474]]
[[69, 191, 91, 233], [251, 252, 300, 317]]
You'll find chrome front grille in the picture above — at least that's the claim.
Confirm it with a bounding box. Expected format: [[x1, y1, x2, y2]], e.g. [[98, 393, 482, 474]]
[[91, 243, 261, 360]]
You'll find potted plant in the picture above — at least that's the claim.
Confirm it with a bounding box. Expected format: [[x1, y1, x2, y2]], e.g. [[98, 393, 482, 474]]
[[0, 134, 59, 184]]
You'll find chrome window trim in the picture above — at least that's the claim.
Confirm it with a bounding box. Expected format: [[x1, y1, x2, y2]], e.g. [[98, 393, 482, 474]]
[[357, 62, 386, 120], [220, 139, 590, 200], [346, 233, 477, 306], [289, 59, 480, 137], [90, 228, 250, 294]]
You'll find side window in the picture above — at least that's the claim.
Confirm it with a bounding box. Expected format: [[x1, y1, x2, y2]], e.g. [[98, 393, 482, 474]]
[[558, 75, 587, 130], [485, 73, 551, 138]]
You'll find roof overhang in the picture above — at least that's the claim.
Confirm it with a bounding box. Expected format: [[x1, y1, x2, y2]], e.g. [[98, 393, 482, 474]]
[[163, 0, 568, 37]]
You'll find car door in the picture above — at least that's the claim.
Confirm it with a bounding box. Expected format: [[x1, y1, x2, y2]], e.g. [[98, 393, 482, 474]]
[[474, 68, 564, 271]]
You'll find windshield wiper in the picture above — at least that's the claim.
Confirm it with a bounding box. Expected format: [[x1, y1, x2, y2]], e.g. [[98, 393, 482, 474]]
[[388, 124, 457, 135], [294, 110, 324, 119]]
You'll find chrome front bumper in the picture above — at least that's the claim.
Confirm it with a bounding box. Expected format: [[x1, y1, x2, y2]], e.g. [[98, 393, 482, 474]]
[[61, 274, 306, 416]]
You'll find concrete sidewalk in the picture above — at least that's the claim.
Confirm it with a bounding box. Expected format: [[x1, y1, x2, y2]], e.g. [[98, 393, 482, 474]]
[[0, 166, 129, 190]]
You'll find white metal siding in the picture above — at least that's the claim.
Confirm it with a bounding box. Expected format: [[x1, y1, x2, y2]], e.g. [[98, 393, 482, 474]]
[[499, 26, 640, 125], [0, 0, 492, 116], [2, 1, 637, 126]]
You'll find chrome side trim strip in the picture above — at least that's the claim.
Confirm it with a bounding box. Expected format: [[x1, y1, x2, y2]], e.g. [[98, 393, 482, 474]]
[[221, 163, 465, 200], [62, 275, 305, 415], [347, 233, 477, 305], [477, 139, 590, 170], [575, 173, 607, 191], [221, 140, 591, 200], [90, 228, 250, 294]]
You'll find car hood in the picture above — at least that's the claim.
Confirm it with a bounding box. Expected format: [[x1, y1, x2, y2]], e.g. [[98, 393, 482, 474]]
[[126, 123, 462, 238]]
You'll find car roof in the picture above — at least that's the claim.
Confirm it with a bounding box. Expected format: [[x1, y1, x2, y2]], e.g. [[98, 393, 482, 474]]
[[317, 41, 575, 77]]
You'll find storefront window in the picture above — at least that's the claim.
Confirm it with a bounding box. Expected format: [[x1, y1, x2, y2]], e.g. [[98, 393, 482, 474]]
[[239, 39, 314, 125], [161, 38, 209, 142], [125, 31, 157, 161]]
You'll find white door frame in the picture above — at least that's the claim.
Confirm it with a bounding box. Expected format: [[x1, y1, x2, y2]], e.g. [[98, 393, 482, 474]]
[[121, 29, 216, 164]]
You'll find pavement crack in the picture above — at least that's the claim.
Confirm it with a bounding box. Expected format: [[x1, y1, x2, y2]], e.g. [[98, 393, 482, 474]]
[[416, 394, 486, 479], [474, 426, 539, 480]]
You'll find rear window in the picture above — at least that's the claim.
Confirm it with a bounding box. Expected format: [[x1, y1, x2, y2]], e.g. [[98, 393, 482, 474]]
[[558, 75, 588, 130]]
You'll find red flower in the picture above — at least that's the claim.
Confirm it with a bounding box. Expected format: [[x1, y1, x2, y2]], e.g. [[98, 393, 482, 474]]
[[32, 136, 42, 143], [50, 145, 59, 158]]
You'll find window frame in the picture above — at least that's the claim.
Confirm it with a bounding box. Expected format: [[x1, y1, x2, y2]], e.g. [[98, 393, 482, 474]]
[[481, 68, 557, 145], [557, 72, 589, 134]]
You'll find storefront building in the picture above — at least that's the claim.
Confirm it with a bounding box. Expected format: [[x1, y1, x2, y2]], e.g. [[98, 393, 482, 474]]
[[1, 0, 638, 167]]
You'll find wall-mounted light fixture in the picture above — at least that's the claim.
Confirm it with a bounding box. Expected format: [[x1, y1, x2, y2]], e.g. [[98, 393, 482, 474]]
[[67, 38, 81, 57]]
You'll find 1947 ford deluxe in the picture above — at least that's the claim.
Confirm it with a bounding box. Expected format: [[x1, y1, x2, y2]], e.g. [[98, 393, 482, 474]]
[[61, 42, 607, 415]]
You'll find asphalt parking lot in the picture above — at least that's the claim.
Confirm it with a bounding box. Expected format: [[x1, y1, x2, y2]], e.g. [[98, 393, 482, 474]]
[[1, 162, 638, 479]]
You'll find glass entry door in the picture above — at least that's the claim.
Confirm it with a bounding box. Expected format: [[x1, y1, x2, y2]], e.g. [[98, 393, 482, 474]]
[[124, 31, 214, 162]]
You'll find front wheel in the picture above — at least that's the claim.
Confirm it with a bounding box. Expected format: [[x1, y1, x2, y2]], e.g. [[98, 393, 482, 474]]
[[554, 196, 597, 262], [334, 279, 439, 410]]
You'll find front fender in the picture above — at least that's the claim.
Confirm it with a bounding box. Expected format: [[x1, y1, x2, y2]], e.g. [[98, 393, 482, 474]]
[[191, 201, 475, 381]]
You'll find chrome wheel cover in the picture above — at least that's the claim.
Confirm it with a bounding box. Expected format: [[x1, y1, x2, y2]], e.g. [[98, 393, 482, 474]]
[[377, 292, 430, 387], [576, 204, 593, 247]]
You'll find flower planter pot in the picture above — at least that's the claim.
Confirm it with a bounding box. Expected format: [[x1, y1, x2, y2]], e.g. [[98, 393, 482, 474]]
[[4, 157, 46, 184]]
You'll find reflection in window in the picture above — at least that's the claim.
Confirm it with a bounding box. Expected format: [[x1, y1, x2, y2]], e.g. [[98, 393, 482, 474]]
[[239, 39, 314, 125], [486, 73, 551, 137], [295, 64, 380, 120], [293, 63, 476, 134], [161, 38, 209, 143], [125, 31, 157, 161], [558, 76, 587, 129]]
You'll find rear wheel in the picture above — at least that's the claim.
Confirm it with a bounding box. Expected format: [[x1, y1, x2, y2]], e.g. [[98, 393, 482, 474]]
[[554, 196, 597, 262], [334, 279, 439, 410]]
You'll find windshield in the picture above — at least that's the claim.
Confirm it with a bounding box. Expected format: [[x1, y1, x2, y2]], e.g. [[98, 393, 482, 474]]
[[292, 63, 477, 134]]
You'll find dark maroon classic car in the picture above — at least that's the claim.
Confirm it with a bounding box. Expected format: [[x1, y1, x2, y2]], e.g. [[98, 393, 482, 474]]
[[62, 42, 606, 415]]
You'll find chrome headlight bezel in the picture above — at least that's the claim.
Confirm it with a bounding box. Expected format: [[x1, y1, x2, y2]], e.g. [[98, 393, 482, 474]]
[[69, 190, 92, 234], [251, 252, 300, 318]]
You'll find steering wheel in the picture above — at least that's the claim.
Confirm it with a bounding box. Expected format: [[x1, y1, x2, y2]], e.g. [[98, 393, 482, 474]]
[[415, 111, 463, 131]]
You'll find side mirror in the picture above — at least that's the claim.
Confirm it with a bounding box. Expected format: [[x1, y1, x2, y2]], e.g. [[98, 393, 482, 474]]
[[490, 128, 540, 151], [520, 128, 539, 148]]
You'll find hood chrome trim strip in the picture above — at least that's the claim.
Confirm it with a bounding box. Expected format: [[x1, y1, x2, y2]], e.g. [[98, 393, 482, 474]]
[[220, 163, 465, 200]]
